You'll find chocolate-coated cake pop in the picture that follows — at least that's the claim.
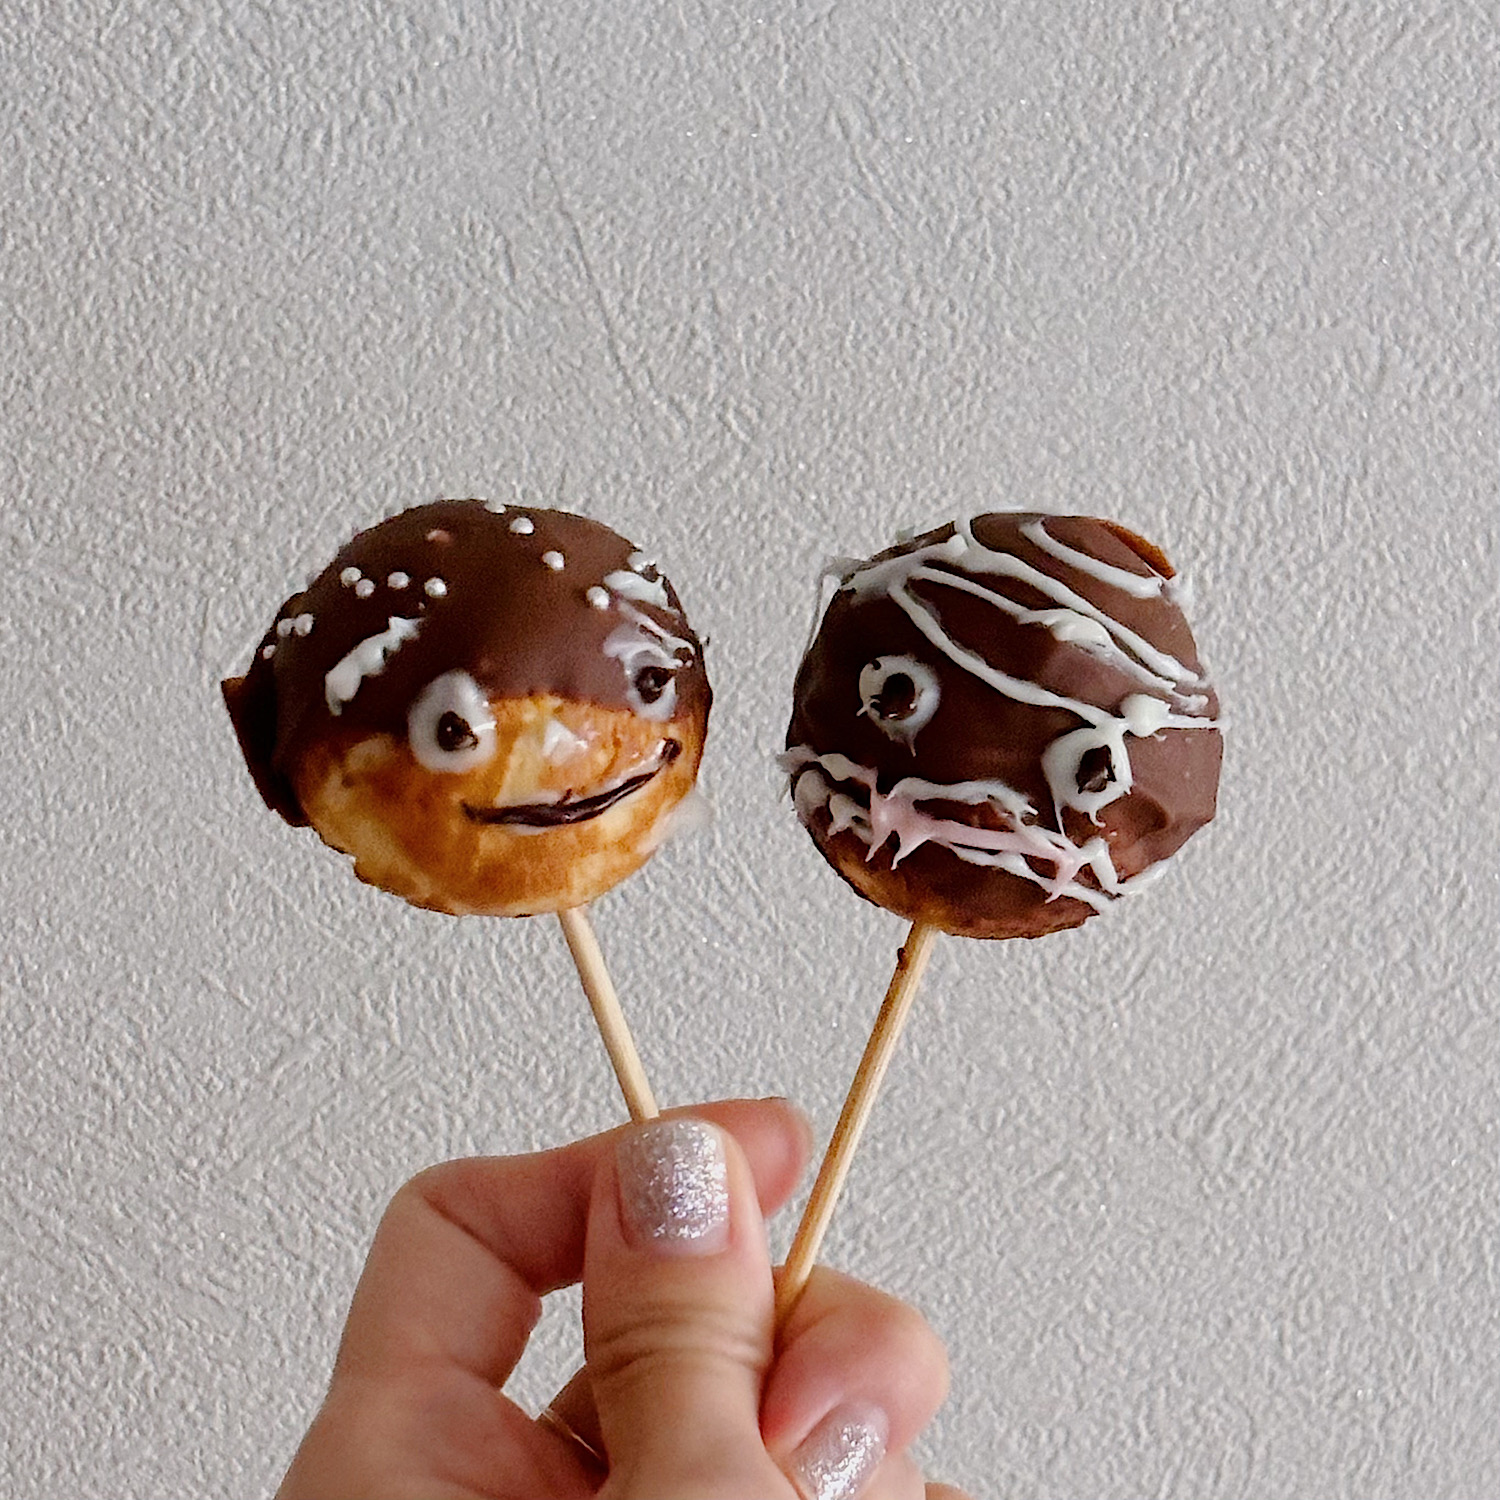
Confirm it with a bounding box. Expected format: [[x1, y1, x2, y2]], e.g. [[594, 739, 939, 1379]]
[[784, 514, 1221, 939], [224, 499, 710, 917]]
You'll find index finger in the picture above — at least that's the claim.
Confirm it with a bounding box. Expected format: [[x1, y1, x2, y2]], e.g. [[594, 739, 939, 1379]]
[[330, 1097, 811, 1389]]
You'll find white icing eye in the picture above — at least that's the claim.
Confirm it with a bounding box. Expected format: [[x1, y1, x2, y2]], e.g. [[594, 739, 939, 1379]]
[[857, 655, 941, 742], [407, 670, 497, 773], [1040, 724, 1132, 823], [620, 660, 678, 721], [603, 614, 692, 720], [632, 664, 675, 711]]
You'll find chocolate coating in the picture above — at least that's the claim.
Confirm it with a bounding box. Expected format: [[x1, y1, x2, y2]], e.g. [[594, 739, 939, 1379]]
[[223, 500, 711, 916], [785, 514, 1222, 939]]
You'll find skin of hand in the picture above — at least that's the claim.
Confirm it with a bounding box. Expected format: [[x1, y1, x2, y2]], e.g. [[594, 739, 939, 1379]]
[[274, 1098, 970, 1500]]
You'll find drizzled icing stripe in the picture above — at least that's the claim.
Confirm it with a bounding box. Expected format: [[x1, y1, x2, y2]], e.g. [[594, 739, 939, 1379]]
[[783, 747, 1117, 912], [325, 617, 422, 714], [604, 568, 671, 611], [846, 520, 1206, 699], [900, 565, 1186, 703], [1018, 519, 1166, 598]]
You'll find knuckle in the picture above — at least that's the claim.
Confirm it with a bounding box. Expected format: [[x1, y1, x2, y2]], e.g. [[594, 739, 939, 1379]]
[[588, 1296, 769, 1392]]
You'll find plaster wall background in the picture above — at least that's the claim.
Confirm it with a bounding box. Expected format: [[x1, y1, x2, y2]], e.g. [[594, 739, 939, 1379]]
[[0, 2, 1495, 1496]]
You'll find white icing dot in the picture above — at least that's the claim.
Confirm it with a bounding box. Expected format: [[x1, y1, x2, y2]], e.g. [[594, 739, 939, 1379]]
[[355, 578, 376, 598], [261, 643, 276, 659], [426, 528, 451, 543], [388, 571, 410, 589], [340, 567, 362, 587], [586, 586, 610, 610], [294, 613, 315, 636], [509, 516, 534, 535], [541, 550, 565, 571], [424, 577, 447, 598], [276, 618, 296, 637], [484, 499, 507, 514], [628, 550, 655, 573]]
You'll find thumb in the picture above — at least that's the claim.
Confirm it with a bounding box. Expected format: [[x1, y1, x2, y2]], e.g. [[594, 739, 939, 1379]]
[[583, 1116, 789, 1499]]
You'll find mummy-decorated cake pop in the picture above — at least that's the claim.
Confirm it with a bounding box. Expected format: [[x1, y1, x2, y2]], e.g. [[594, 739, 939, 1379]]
[[784, 513, 1221, 939], [223, 500, 710, 917]]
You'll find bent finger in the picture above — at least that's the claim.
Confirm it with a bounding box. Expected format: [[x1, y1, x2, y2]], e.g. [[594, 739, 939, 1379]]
[[334, 1097, 810, 1388], [763, 1266, 949, 1466]]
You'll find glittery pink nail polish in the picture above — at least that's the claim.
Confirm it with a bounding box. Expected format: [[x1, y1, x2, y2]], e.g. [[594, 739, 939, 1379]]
[[786, 1403, 888, 1500], [616, 1119, 731, 1255]]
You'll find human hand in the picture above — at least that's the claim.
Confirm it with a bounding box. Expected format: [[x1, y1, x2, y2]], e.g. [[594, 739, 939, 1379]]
[[275, 1098, 967, 1500]]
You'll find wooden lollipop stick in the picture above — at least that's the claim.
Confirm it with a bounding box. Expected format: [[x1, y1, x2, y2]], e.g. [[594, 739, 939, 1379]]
[[775, 919, 940, 1327], [556, 905, 659, 1123]]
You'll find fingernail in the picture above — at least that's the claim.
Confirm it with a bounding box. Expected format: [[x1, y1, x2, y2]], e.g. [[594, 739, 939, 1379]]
[[617, 1119, 731, 1255], [786, 1403, 888, 1500]]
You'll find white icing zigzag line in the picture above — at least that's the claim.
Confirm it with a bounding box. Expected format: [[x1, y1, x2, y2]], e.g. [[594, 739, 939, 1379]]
[[901, 564, 1185, 702], [783, 748, 1117, 911], [325, 617, 422, 714], [847, 519, 1206, 699]]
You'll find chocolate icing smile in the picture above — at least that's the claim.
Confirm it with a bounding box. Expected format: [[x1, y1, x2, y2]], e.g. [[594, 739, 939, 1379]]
[[464, 740, 681, 827]]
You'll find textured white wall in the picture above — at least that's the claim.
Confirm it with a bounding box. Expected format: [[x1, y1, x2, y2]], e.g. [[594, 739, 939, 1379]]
[[1, 2, 1496, 1496]]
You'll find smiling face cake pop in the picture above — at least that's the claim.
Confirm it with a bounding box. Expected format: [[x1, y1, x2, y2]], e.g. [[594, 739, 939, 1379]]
[[223, 500, 710, 917], [784, 514, 1221, 940]]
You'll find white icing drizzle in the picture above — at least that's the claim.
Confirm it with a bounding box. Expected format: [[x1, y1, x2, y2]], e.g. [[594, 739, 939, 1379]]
[[540, 716, 590, 764], [509, 516, 534, 535], [387, 571, 410, 589], [604, 568, 672, 611], [324, 617, 422, 714], [783, 747, 1116, 912], [424, 577, 447, 598], [541, 550, 565, 571], [796, 517, 1219, 908], [1019, 519, 1166, 599]]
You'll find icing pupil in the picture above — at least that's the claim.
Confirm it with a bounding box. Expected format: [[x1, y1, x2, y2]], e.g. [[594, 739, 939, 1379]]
[[871, 672, 919, 721], [1076, 744, 1115, 795], [634, 665, 673, 704], [436, 711, 479, 754]]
